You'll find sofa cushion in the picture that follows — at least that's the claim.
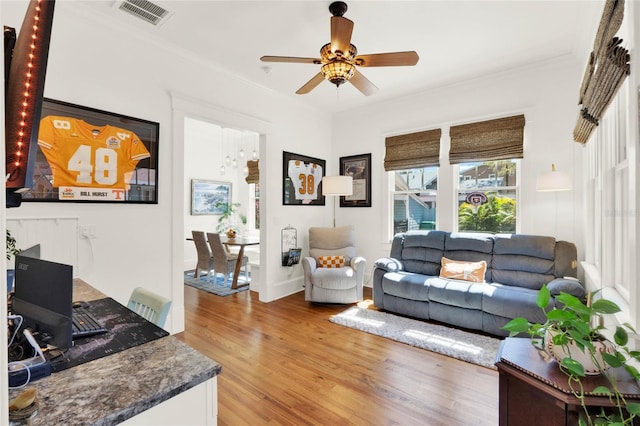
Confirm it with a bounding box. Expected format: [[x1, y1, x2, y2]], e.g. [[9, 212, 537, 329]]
[[427, 277, 487, 310], [439, 257, 487, 283], [381, 271, 430, 301], [491, 234, 557, 289], [311, 267, 356, 290], [493, 234, 556, 259], [546, 277, 586, 298], [400, 231, 446, 275], [445, 232, 494, 253], [309, 226, 356, 264], [482, 283, 551, 324]]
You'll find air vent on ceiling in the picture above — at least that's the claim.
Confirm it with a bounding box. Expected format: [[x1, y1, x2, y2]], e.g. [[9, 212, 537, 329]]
[[114, 0, 173, 26]]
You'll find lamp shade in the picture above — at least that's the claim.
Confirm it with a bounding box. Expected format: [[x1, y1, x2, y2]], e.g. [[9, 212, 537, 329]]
[[322, 176, 353, 196], [536, 164, 572, 192]]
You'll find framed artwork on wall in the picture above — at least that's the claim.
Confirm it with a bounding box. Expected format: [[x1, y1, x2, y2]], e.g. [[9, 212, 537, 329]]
[[21, 98, 160, 203], [340, 153, 371, 207], [282, 151, 326, 206], [191, 180, 231, 215]]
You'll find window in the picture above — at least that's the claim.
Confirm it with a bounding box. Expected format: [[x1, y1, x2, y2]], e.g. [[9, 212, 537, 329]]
[[585, 79, 630, 301], [392, 167, 438, 234], [457, 160, 518, 233]]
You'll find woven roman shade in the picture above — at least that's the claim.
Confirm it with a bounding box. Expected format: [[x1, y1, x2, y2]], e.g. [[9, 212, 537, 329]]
[[384, 128, 441, 171], [245, 160, 259, 184], [449, 114, 525, 164], [574, 0, 629, 144]]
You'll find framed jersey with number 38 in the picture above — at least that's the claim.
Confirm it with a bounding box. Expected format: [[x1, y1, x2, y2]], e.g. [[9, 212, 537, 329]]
[[282, 151, 326, 206], [22, 98, 159, 203]]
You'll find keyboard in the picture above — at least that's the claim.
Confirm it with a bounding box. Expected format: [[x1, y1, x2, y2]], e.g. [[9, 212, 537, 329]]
[[72, 306, 107, 340]]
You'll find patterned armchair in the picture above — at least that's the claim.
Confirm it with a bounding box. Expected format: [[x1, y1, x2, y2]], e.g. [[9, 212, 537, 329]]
[[302, 226, 366, 303]]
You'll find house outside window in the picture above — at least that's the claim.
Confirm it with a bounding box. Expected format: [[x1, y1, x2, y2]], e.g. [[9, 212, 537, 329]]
[[392, 167, 438, 234], [457, 160, 518, 233]]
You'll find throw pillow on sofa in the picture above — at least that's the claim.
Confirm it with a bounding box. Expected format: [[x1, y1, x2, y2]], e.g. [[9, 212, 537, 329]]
[[318, 255, 346, 268], [439, 257, 487, 283]]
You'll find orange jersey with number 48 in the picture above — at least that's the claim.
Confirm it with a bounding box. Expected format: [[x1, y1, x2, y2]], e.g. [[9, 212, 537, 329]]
[[38, 116, 151, 188]]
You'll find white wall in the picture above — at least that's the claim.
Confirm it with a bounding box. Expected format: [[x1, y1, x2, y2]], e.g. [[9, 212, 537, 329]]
[[332, 56, 586, 275], [2, 1, 333, 334]]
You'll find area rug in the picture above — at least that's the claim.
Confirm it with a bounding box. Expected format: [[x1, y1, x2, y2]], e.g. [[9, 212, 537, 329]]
[[330, 305, 501, 369], [184, 271, 250, 297]]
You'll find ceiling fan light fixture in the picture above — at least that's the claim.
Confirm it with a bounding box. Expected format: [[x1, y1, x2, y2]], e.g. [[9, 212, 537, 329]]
[[321, 62, 355, 87], [320, 42, 357, 62]]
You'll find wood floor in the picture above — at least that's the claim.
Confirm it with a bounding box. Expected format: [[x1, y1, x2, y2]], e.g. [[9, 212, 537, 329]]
[[176, 286, 499, 426]]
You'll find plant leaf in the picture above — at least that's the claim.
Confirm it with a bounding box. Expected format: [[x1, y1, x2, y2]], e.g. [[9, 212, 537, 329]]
[[602, 352, 623, 368], [626, 402, 640, 415], [537, 284, 550, 309], [592, 385, 612, 395], [556, 292, 590, 313], [592, 298, 621, 314], [502, 317, 530, 334], [614, 326, 629, 346], [561, 357, 585, 377], [547, 310, 576, 322], [625, 364, 640, 380]]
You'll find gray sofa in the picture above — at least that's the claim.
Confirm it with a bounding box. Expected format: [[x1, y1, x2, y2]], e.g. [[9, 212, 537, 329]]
[[373, 231, 584, 337]]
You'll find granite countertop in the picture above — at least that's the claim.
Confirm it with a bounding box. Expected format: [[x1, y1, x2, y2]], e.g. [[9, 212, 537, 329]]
[[9, 280, 222, 425]]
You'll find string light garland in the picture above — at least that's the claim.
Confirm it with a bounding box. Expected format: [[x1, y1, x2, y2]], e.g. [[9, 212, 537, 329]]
[[12, 0, 42, 172]]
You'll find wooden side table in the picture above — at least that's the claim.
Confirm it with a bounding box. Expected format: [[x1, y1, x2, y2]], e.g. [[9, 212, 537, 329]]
[[495, 337, 640, 426]]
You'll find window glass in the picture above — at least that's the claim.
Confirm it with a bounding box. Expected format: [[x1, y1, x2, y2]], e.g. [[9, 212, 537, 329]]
[[457, 160, 518, 233], [392, 167, 437, 234]]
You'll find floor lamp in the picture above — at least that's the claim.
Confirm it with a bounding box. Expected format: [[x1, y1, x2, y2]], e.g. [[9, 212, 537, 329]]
[[322, 176, 353, 227]]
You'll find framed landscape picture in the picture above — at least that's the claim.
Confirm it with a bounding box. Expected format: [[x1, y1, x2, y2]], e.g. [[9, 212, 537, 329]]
[[282, 151, 325, 206], [340, 153, 371, 207], [191, 180, 231, 215], [21, 98, 159, 203]]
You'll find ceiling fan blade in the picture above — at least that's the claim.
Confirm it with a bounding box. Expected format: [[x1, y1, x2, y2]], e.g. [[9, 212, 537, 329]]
[[330, 16, 354, 55], [355, 51, 419, 67], [349, 69, 378, 96], [260, 56, 320, 64], [296, 72, 326, 94]]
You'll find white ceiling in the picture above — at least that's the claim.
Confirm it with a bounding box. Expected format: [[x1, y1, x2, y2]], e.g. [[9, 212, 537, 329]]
[[74, 1, 603, 113]]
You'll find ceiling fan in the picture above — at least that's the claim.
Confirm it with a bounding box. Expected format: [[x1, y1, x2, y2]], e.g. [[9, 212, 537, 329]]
[[260, 1, 419, 96]]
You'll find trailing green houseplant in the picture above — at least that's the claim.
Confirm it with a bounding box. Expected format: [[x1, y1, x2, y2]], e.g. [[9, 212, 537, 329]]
[[503, 284, 640, 425]]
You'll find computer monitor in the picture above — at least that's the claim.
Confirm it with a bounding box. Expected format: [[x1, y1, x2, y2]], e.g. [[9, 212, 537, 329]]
[[12, 245, 73, 350]]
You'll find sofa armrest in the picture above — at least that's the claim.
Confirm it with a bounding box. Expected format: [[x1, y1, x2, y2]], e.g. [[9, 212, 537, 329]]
[[374, 257, 403, 273], [302, 256, 317, 277], [350, 256, 367, 273], [302, 256, 316, 301], [546, 277, 586, 299]]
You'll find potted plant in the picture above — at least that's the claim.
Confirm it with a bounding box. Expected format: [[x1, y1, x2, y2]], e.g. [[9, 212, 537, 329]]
[[6, 229, 21, 292], [214, 202, 247, 238], [503, 284, 640, 425]]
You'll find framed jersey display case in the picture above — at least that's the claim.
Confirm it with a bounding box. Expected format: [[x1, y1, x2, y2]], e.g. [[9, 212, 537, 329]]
[[21, 98, 159, 203], [282, 151, 325, 206]]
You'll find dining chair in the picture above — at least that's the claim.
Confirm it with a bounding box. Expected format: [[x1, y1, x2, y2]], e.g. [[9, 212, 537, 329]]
[[206, 232, 248, 286], [127, 287, 172, 328], [192, 230, 214, 280]]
